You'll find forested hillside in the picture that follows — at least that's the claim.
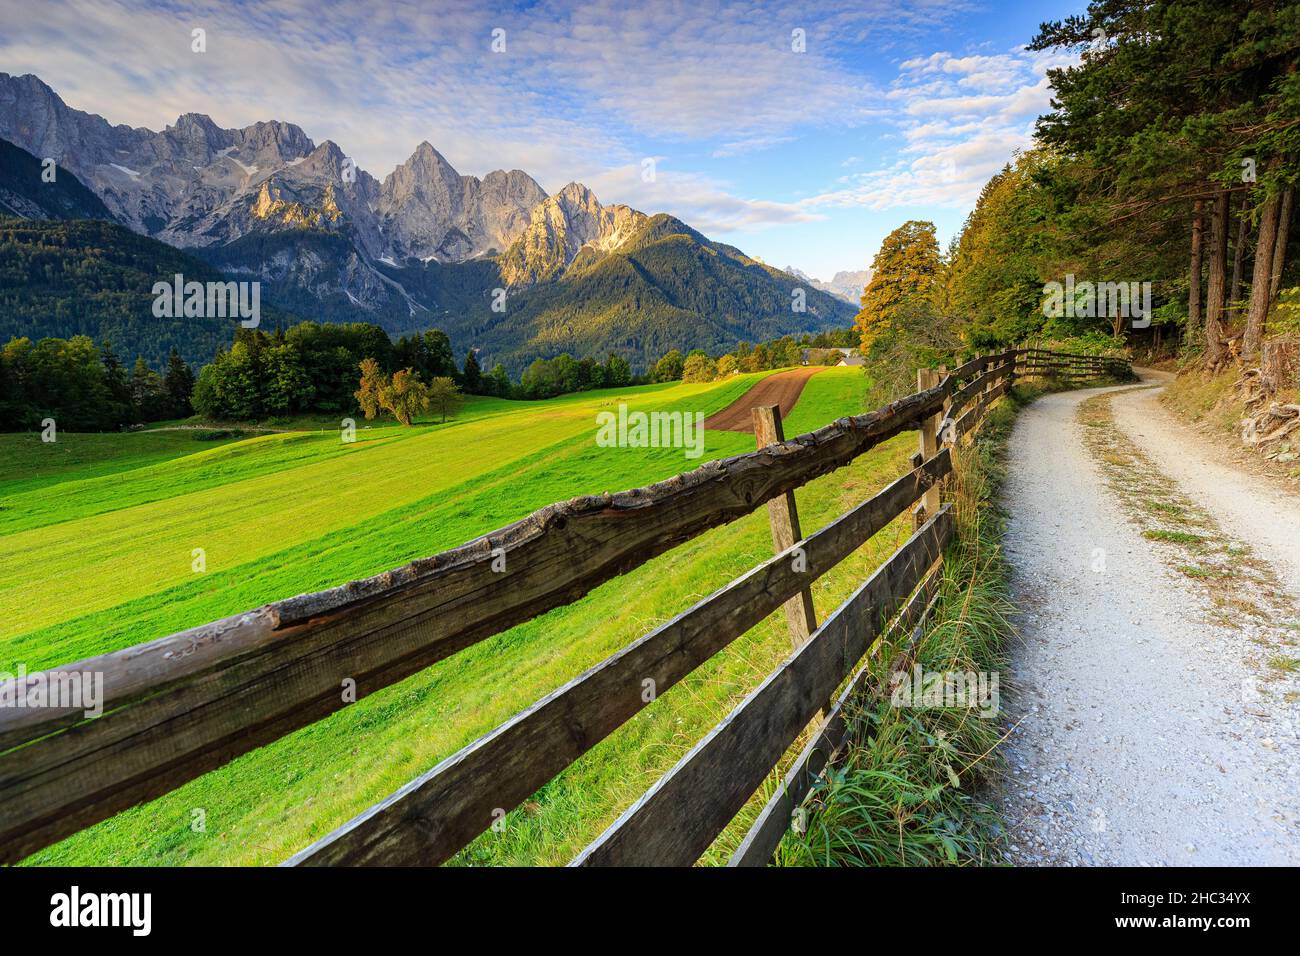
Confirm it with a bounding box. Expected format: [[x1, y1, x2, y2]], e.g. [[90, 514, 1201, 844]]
[[0, 217, 299, 368], [470, 215, 850, 370]]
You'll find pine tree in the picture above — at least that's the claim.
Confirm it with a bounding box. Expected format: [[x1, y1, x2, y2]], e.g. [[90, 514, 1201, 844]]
[[462, 349, 482, 393], [163, 347, 195, 418], [1030, 0, 1298, 364]]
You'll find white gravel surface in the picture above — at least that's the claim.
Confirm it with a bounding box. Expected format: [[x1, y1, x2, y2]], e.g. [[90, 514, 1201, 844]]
[[1111, 375, 1300, 601], [997, 375, 1300, 866]]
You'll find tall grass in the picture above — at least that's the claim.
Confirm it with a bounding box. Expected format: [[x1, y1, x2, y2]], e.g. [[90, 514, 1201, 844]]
[[776, 387, 1035, 866]]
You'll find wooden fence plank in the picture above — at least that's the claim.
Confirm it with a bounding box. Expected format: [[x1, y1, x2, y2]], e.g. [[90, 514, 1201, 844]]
[[946, 349, 1016, 384], [287, 449, 952, 866], [945, 361, 1014, 422], [955, 379, 1011, 439], [569, 505, 954, 867]]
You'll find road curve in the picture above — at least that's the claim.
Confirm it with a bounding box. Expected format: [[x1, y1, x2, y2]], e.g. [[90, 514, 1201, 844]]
[[997, 372, 1300, 866]]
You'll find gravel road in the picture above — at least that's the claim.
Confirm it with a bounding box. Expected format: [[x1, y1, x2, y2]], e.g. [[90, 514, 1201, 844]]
[[1111, 376, 1300, 601], [997, 373, 1300, 866]]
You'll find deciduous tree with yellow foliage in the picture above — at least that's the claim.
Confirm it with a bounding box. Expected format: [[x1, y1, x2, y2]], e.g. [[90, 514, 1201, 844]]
[[854, 220, 944, 354]]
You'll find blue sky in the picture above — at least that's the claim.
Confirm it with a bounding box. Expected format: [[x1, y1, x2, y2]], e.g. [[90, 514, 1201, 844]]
[[0, 0, 1085, 281]]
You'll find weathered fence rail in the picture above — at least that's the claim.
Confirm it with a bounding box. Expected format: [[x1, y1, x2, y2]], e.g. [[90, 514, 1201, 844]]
[[0, 347, 1131, 865]]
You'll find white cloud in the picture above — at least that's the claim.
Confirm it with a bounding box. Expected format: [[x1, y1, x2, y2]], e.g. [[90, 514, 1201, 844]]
[[710, 135, 795, 159], [0, 0, 968, 174], [582, 163, 822, 234], [803, 46, 1076, 212]]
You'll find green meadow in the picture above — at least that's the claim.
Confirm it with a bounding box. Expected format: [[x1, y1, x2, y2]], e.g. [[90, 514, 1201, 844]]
[[5, 366, 920, 866]]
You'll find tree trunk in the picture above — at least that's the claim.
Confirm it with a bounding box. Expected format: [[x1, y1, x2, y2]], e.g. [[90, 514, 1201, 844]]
[[1260, 334, 1300, 393], [1189, 198, 1203, 335], [1204, 190, 1229, 366], [1229, 193, 1250, 321], [1269, 185, 1293, 302], [1244, 190, 1283, 361]]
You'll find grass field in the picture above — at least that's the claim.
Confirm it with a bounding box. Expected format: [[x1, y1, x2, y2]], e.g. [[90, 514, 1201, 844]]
[[5, 365, 924, 866]]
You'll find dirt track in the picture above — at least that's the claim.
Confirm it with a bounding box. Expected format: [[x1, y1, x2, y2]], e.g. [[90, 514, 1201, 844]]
[[998, 372, 1300, 866], [702, 366, 826, 431]]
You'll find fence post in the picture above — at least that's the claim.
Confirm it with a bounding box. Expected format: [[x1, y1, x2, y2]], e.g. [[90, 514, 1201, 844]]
[[916, 369, 941, 525], [909, 452, 927, 530], [752, 404, 818, 648]]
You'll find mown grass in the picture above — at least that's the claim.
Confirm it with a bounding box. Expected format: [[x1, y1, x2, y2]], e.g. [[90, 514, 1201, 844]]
[[774, 385, 1032, 866], [16, 366, 939, 866], [0, 429, 247, 496], [0, 373, 771, 644]]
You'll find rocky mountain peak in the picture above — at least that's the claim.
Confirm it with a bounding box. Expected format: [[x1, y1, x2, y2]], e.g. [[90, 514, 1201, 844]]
[[297, 139, 349, 177], [395, 141, 458, 182], [167, 113, 229, 157], [0, 73, 63, 115], [499, 182, 648, 286], [554, 181, 598, 208], [374, 143, 545, 262], [238, 119, 313, 159], [172, 112, 221, 133]]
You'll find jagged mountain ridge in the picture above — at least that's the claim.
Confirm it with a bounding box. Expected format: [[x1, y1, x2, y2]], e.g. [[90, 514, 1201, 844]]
[[786, 266, 872, 305], [0, 75, 853, 372], [378, 141, 546, 262], [499, 182, 648, 286], [0, 73, 545, 265]]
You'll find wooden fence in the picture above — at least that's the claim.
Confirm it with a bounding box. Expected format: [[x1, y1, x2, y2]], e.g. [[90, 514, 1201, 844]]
[[0, 347, 1132, 866]]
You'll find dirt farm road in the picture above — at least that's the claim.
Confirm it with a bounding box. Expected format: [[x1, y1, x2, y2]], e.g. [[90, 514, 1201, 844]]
[[702, 366, 827, 431]]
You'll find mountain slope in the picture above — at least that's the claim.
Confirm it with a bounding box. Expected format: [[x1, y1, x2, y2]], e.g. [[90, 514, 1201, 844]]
[[196, 228, 447, 328], [0, 138, 113, 220], [479, 214, 852, 368]]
